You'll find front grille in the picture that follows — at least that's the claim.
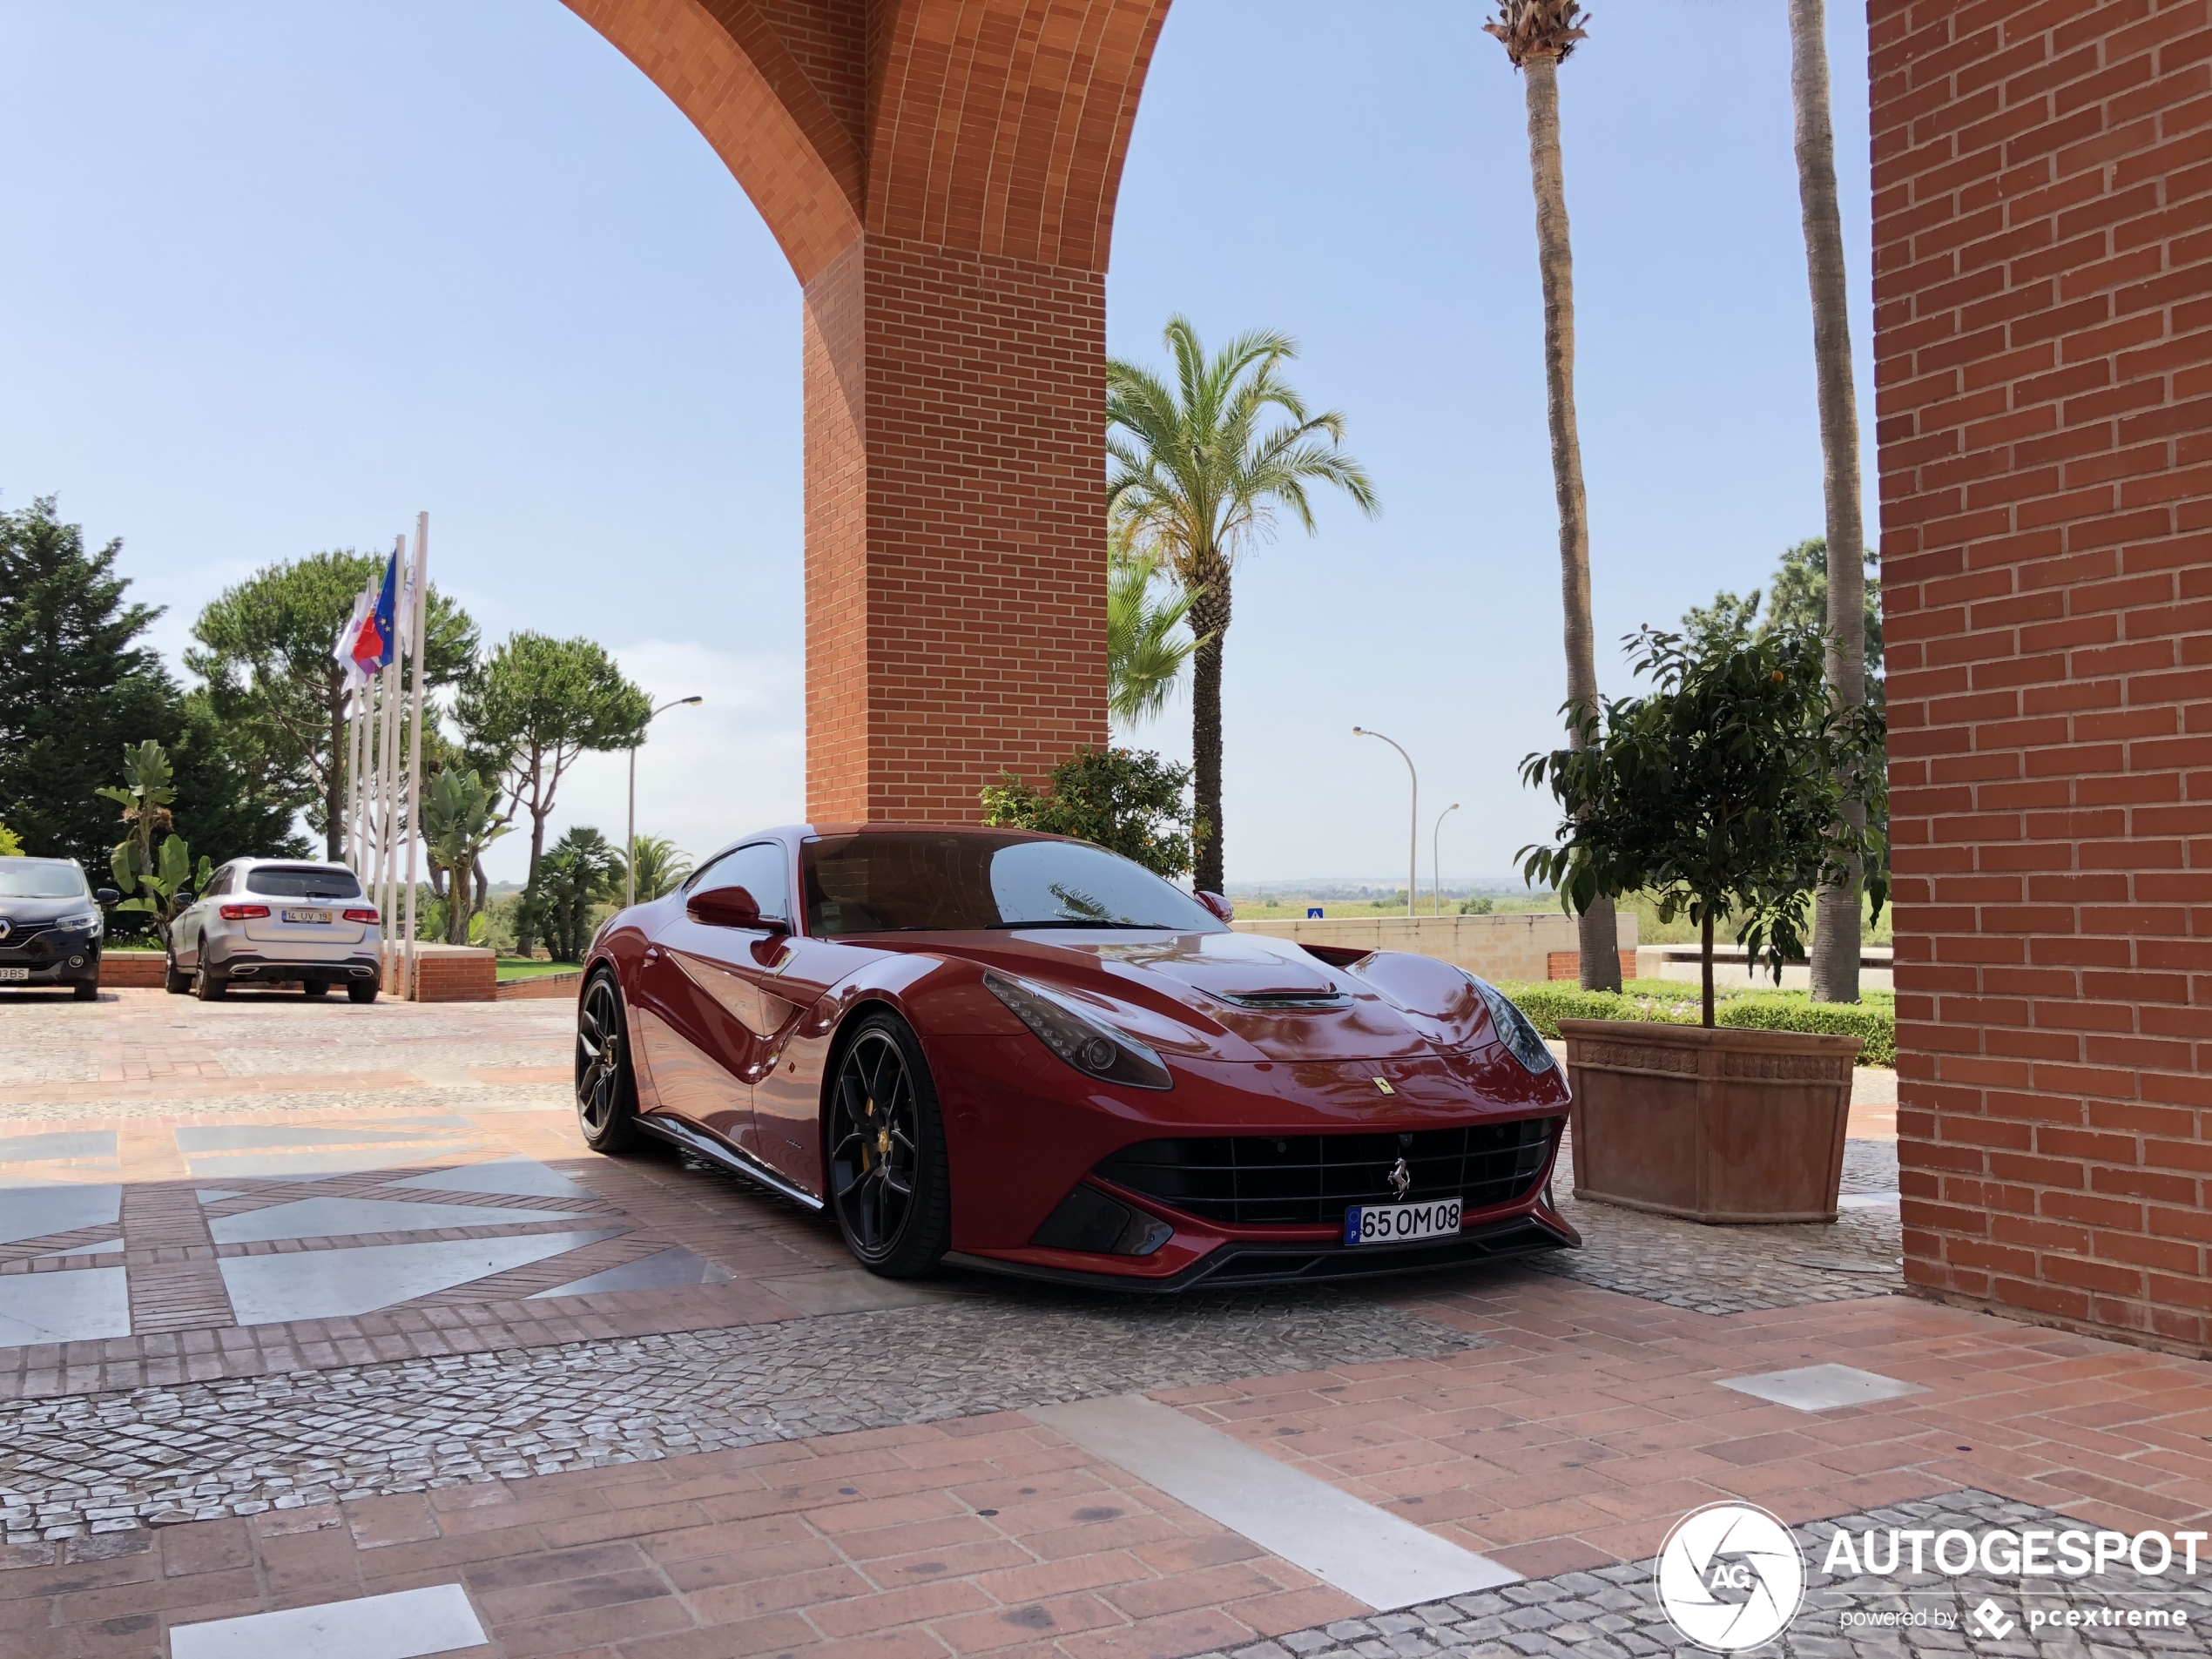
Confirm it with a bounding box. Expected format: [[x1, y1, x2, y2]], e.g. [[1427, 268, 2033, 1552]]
[[1096, 1117, 1559, 1227]]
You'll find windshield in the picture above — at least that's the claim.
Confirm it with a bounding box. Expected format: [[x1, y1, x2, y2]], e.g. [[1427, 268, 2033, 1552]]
[[245, 867, 363, 900], [802, 833, 1224, 936], [0, 860, 89, 900]]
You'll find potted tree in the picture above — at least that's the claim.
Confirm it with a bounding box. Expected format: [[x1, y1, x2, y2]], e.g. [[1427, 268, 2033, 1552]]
[[1521, 624, 1886, 1223]]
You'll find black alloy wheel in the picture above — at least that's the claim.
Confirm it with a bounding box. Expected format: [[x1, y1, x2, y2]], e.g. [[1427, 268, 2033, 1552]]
[[826, 1013, 951, 1278], [576, 972, 639, 1153]]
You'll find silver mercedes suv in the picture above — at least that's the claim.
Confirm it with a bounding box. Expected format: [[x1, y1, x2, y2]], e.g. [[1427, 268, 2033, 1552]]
[[168, 859, 384, 1001]]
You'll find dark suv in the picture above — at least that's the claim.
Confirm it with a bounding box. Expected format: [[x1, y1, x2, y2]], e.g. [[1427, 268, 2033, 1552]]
[[0, 858, 118, 1000]]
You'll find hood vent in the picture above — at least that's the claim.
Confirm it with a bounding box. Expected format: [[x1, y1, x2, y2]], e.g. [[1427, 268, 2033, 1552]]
[[1207, 988, 1351, 1010]]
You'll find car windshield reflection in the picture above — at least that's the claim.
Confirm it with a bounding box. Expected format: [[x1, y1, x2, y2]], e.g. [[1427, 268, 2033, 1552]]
[[802, 833, 1221, 937]]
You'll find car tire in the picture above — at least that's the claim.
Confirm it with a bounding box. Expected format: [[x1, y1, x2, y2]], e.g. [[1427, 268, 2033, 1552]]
[[347, 981, 378, 1004], [826, 1010, 952, 1279], [576, 971, 641, 1154], [164, 951, 189, 995], [302, 980, 330, 999], [192, 967, 226, 1001], [72, 981, 98, 1001]]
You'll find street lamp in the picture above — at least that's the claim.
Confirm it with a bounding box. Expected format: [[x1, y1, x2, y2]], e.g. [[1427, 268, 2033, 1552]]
[[627, 696, 703, 908], [1352, 726, 1418, 919], [1433, 802, 1460, 916]]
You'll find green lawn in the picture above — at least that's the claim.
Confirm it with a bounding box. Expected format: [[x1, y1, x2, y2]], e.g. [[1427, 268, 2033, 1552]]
[[496, 958, 583, 981]]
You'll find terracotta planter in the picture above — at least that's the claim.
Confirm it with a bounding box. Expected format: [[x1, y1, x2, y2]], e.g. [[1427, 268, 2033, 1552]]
[[1557, 1019, 1862, 1224]]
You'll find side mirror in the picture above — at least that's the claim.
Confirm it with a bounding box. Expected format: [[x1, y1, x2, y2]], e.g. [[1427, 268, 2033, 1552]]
[[94, 888, 120, 906], [1196, 890, 1234, 923], [174, 890, 193, 906], [686, 885, 788, 934]]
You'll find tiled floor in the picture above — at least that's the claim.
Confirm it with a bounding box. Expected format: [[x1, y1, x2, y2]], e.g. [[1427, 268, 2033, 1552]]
[[1, 988, 2203, 1659]]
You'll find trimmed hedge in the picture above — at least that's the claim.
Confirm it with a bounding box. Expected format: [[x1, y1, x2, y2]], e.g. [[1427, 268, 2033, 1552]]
[[1499, 981, 1895, 1068]]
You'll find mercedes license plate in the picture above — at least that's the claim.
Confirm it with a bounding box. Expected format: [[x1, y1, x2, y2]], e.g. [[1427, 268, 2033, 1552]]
[[1344, 1197, 1462, 1246], [283, 909, 332, 925], [0, 967, 28, 981]]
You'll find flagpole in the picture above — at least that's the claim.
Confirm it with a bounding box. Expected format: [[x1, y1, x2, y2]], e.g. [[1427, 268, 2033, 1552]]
[[349, 686, 369, 878], [377, 534, 404, 993], [401, 512, 428, 998]]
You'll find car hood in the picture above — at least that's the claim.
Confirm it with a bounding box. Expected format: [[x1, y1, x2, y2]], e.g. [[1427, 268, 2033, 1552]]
[[922, 927, 1494, 1062], [0, 894, 94, 928]]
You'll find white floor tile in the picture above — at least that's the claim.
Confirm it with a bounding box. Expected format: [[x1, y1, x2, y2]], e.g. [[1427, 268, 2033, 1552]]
[[0, 1184, 122, 1247], [169, 1581, 485, 1659], [209, 1196, 578, 1245], [1719, 1362, 1926, 1412], [219, 1228, 621, 1325], [0, 1266, 131, 1345], [185, 1147, 482, 1179], [395, 1157, 590, 1199], [1838, 1191, 1901, 1210], [529, 1245, 731, 1298], [1032, 1393, 1518, 1611]]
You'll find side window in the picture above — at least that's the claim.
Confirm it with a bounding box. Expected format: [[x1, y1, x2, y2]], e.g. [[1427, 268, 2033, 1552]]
[[205, 867, 232, 899], [691, 843, 791, 927]]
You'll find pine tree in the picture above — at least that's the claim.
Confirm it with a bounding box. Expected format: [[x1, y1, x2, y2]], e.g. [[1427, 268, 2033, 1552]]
[[0, 498, 180, 867]]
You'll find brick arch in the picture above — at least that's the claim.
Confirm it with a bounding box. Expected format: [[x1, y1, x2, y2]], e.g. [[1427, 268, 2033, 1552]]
[[563, 0, 1170, 820]]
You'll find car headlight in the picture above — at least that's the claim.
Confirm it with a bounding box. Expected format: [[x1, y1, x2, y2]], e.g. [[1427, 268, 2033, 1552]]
[[1466, 974, 1556, 1075], [57, 912, 101, 935], [983, 970, 1172, 1091]]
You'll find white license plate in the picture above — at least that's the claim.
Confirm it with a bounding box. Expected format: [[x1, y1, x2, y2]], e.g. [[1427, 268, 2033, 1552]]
[[1344, 1197, 1462, 1246], [0, 967, 27, 981], [282, 909, 332, 925]]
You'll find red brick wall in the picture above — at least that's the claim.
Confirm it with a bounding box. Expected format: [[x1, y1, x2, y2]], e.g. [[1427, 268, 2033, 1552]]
[[412, 948, 496, 1004], [568, 2, 1169, 821], [1874, 0, 2212, 1352], [805, 234, 1109, 821]]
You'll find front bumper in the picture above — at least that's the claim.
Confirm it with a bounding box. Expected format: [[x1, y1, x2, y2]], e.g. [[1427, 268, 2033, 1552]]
[[207, 953, 380, 986], [0, 931, 101, 986], [948, 1204, 1579, 1292]]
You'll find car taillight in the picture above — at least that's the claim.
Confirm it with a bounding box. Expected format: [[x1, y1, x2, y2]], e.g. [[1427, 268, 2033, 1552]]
[[219, 904, 269, 921], [344, 908, 380, 924]]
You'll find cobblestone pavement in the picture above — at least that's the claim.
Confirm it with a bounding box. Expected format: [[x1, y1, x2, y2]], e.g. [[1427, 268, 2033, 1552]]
[[2, 1289, 1478, 1541], [1533, 1136, 1904, 1315], [1205, 1490, 2212, 1656]]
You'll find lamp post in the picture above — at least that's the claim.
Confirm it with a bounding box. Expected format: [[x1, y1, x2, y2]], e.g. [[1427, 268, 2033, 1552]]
[[1433, 802, 1460, 915], [1352, 727, 1418, 919], [627, 696, 703, 908]]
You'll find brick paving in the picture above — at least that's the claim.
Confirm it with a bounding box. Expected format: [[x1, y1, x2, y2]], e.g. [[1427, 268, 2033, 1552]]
[[2, 988, 2205, 1657]]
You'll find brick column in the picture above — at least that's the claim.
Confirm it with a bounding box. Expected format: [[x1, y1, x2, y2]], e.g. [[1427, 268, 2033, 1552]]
[[1873, 0, 2212, 1353], [803, 234, 1109, 821]]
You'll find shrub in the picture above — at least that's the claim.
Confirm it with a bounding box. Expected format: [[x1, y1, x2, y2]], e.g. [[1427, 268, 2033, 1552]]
[[1715, 998, 1894, 1066], [1498, 981, 1895, 1067], [981, 746, 1202, 880]]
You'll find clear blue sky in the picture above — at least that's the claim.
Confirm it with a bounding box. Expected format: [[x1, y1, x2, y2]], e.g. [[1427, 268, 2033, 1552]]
[[0, 1, 1873, 888]]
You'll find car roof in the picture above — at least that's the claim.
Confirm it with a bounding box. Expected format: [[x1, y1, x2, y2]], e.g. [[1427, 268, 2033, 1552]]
[[0, 855, 82, 867], [227, 857, 355, 869]]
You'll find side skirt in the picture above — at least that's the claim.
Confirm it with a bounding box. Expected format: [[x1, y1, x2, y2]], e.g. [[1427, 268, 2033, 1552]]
[[636, 1113, 826, 1212]]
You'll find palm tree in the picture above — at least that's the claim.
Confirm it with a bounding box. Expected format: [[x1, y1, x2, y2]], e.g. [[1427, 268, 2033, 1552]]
[[624, 834, 692, 904], [1107, 521, 1200, 725], [1108, 317, 1378, 894], [1789, 0, 1870, 1003], [1485, 0, 1620, 992]]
